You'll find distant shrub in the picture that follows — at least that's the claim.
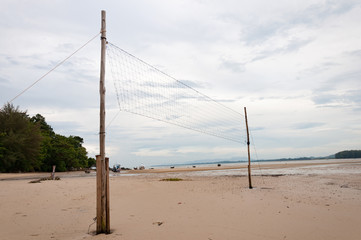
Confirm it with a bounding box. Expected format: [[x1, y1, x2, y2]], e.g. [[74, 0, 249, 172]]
[[160, 178, 183, 181], [29, 176, 60, 183]]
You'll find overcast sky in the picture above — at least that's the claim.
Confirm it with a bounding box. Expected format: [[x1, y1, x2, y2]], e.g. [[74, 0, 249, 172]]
[[1, 0, 361, 167]]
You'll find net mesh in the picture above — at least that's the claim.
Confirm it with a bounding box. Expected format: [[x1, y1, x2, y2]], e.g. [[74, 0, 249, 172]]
[[107, 42, 246, 144]]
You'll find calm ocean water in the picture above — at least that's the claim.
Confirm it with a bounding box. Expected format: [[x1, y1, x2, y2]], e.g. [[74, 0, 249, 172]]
[[112, 159, 361, 177]]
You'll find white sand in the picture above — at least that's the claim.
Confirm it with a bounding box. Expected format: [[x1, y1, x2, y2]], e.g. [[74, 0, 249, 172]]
[[0, 159, 360, 240]]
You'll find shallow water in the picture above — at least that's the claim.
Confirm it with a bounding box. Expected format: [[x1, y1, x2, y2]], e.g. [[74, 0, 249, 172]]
[[114, 159, 361, 178]]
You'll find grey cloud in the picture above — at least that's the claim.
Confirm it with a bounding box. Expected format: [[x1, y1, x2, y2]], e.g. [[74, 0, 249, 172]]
[[241, 21, 282, 45], [312, 93, 337, 105], [165, 115, 182, 121], [301, 62, 360, 93], [179, 79, 208, 89], [292, 122, 325, 130], [308, 0, 356, 18], [250, 126, 265, 131], [56, 43, 76, 53], [6, 54, 61, 71], [284, 38, 314, 52], [49, 121, 86, 136], [220, 58, 245, 73], [331, 69, 361, 82], [342, 90, 361, 106], [322, 69, 361, 90], [0, 76, 10, 85], [241, 1, 358, 45], [312, 89, 361, 110], [139, 79, 205, 90], [290, 0, 356, 25], [0, 54, 36, 69], [0, 82, 14, 103], [5, 56, 19, 65], [17, 85, 97, 109], [346, 49, 361, 58], [33, 63, 54, 70], [301, 61, 341, 78], [214, 98, 237, 103], [255, 94, 306, 101], [250, 38, 314, 62]]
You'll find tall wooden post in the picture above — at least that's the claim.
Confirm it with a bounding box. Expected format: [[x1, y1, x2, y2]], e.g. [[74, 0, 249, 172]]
[[105, 157, 110, 233], [244, 107, 253, 189], [97, 10, 110, 234], [96, 155, 103, 232]]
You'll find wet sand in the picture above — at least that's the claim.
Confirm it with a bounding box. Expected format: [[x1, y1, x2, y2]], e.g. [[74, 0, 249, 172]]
[[0, 159, 360, 240]]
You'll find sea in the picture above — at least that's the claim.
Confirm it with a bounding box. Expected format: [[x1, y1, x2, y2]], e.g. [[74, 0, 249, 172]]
[[111, 158, 361, 178]]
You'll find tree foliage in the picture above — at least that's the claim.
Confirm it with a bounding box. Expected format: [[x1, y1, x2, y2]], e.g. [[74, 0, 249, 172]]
[[0, 103, 42, 172], [335, 150, 361, 159], [0, 104, 95, 172]]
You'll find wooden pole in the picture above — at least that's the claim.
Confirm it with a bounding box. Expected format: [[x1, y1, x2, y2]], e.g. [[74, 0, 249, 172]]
[[97, 10, 110, 234], [244, 107, 253, 189], [96, 155, 103, 232], [105, 157, 110, 233], [51, 165, 56, 180]]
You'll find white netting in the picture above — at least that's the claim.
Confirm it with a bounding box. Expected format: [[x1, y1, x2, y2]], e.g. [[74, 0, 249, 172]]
[[107, 42, 246, 144]]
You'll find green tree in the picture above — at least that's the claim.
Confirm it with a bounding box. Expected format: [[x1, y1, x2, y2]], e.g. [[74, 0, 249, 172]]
[[0, 103, 43, 172], [87, 157, 96, 168], [47, 134, 75, 172], [30, 114, 54, 136], [0, 133, 6, 161], [67, 136, 88, 168], [30, 114, 54, 170], [335, 150, 361, 159], [1, 106, 94, 172], [45, 134, 91, 172], [29, 115, 92, 172]]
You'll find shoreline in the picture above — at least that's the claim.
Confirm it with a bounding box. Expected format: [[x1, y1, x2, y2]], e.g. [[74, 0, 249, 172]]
[[1, 158, 360, 181]]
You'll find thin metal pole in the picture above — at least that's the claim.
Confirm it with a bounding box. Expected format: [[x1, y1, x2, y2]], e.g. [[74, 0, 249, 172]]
[[97, 10, 109, 234], [244, 107, 253, 189]]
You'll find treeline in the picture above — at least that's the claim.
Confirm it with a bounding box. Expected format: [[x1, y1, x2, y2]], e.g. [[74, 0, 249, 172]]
[[335, 150, 361, 159], [0, 103, 95, 172]]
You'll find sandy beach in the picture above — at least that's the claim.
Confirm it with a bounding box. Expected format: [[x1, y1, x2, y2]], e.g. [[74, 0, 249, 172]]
[[1, 159, 360, 240]]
